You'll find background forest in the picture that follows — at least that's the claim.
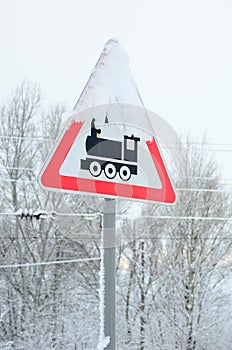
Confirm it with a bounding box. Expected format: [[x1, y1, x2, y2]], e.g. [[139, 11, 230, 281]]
[[0, 83, 232, 350]]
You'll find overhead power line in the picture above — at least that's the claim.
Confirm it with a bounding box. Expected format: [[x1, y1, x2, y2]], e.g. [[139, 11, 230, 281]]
[[118, 215, 232, 222], [177, 188, 232, 193], [0, 210, 231, 223], [0, 135, 52, 141], [1, 167, 232, 182], [1, 178, 232, 188], [0, 176, 231, 193], [0, 257, 101, 269], [0, 135, 232, 146], [0, 210, 99, 220], [1, 168, 232, 187], [1, 135, 232, 151], [1, 179, 232, 190], [0, 179, 37, 184], [0, 166, 36, 171]]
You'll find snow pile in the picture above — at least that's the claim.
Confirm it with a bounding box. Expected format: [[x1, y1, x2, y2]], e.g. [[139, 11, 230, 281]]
[[97, 336, 110, 350]]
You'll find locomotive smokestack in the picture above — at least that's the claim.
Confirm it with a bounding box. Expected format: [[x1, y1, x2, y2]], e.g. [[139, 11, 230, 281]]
[[91, 118, 101, 138]]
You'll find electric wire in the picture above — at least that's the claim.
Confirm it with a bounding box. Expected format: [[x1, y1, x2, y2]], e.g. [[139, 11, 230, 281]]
[[1, 167, 232, 182], [118, 215, 232, 222], [1, 185, 231, 193], [0, 135, 52, 141], [0, 211, 231, 222], [0, 257, 101, 269], [0, 211, 99, 220], [177, 188, 232, 193], [1, 134, 232, 151], [1, 168, 232, 185], [0, 175, 232, 193]]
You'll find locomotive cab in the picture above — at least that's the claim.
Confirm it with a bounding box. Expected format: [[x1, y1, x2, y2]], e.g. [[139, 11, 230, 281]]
[[124, 135, 140, 163]]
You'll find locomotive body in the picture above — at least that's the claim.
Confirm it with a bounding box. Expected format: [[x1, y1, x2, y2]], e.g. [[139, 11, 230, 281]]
[[80, 122, 140, 181], [86, 135, 122, 160]]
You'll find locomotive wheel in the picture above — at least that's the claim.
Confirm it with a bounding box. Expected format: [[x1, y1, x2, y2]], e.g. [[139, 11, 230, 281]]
[[119, 165, 131, 181], [104, 163, 116, 179], [89, 161, 102, 177]]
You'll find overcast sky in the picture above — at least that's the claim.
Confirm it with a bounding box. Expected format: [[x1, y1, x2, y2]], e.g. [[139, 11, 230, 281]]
[[0, 0, 231, 177]]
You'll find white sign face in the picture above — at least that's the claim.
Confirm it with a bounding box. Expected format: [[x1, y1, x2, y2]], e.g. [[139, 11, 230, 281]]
[[59, 121, 162, 189]]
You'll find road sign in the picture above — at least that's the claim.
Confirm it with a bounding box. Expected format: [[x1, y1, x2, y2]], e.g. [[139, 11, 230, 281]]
[[38, 111, 176, 204], [38, 39, 176, 204]]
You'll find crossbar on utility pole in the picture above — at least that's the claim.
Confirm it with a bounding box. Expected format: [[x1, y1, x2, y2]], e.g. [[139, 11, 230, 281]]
[[103, 198, 116, 349]]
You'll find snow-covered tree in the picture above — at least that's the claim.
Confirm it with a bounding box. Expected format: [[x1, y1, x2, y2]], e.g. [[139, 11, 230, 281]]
[[116, 138, 232, 350], [0, 84, 102, 349], [1, 83, 231, 350]]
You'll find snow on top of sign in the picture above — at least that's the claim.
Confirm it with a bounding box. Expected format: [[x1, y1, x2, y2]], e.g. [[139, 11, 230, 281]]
[[74, 39, 143, 110], [61, 39, 155, 139]]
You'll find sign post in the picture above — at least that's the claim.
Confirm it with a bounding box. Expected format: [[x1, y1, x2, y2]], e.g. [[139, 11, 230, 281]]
[[103, 198, 116, 349]]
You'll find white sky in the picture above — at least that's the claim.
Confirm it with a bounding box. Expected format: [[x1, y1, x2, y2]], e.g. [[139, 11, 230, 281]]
[[0, 0, 232, 177]]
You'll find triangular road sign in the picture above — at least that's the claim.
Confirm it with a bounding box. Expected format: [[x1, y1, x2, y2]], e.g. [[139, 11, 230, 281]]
[[38, 40, 176, 204]]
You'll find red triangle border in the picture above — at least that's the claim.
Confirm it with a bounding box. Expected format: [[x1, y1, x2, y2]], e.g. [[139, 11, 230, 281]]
[[39, 120, 176, 204]]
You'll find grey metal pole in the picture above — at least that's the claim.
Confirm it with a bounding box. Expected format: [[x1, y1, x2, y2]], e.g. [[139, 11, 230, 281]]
[[103, 198, 116, 349]]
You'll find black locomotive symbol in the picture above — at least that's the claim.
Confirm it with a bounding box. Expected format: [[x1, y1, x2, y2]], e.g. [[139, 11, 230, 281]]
[[80, 118, 140, 181]]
